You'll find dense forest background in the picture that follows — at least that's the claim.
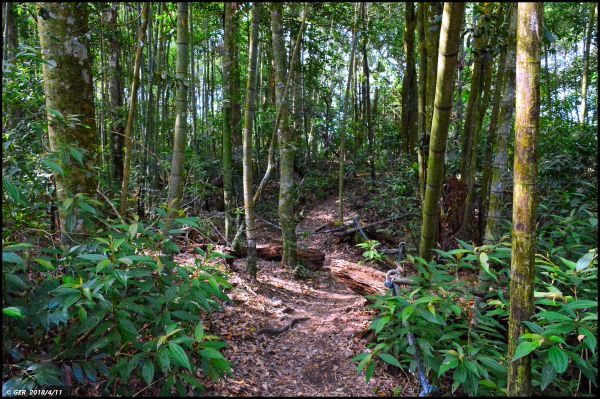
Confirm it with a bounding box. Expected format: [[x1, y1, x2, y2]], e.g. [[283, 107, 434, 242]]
[[2, 2, 597, 397]]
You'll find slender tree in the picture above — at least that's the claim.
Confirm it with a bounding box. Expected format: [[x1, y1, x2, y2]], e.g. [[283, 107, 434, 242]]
[[164, 2, 189, 234], [243, 3, 260, 277], [37, 3, 97, 240], [271, 2, 297, 267], [581, 3, 597, 125], [362, 3, 375, 179], [223, 2, 235, 240], [485, 6, 517, 243], [119, 3, 150, 218], [417, 3, 428, 202], [507, 3, 542, 396], [338, 3, 359, 222], [419, 2, 466, 260]]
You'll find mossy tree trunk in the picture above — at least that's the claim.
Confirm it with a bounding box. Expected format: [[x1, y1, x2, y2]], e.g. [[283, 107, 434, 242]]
[[419, 2, 465, 260], [37, 3, 97, 241], [479, 5, 512, 242], [164, 2, 189, 235], [507, 3, 542, 396], [417, 3, 428, 202], [243, 3, 260, 278], [485, 6, 517, 243], [119, 3, 150, 219], [459, 5, 491, 180], [425, 3, 442, 133], [271, 3, 297, 268], [338, 3, 358, 222], [400, 2, 417, 158]]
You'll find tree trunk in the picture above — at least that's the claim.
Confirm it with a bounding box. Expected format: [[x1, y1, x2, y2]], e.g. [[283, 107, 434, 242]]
[[581, 3, 596, 125], [478, 6, 512, 242], [400, 2, 417, 158], [362, 3, 376, 180], [485, 7, 517, 243], [507, 3, 542, 396], [243, 3, 260, 277], [339, 4, 358, 222], [417, 3, 428, 202], [460, 5, 492, 179], [119, 3, 150, 218], [271, 2, 297, 268], [418, 2, 465, 260], [37, 3, 98, 241], [164, 2, 189, 235], [425, 3, 442, 132], [223, 2, 236, 240], [461, 4, 501, 237]]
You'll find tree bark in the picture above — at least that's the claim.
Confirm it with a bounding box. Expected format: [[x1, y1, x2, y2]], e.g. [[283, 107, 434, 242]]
[[37, 3, 98, 241], [243, 3, 260, 277], [417, 3, 428, 202], [163, 2, 189, 235], [119, 3, 150, 218], [339, 4, 358, 222], [223, 2, 235, 240], [507, 3, 542, 396], [581, 3, 596, 125], [271, 2, 297, 268], [485, 7, 517, 243], [418, 2, 465, 260], [400, 2, 417, 158]]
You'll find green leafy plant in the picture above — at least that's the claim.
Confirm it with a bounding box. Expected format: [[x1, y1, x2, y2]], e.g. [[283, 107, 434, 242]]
[[356, 239, 383, 263]]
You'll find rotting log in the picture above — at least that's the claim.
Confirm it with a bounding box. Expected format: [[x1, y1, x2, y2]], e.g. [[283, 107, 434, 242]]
[[329, 259, 388, 296], [199, 243, 324, 270]]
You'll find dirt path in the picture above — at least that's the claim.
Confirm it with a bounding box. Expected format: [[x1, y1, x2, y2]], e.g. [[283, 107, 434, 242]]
[[194, 190, 418, 396]]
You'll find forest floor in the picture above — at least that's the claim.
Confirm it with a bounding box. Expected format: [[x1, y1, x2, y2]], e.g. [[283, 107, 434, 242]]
[[178, 182, 419, 396]]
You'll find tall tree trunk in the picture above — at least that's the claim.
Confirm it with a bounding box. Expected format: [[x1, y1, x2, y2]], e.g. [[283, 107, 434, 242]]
[[3, 2, 18, 62], [507, 3, 542, 396], [243, 3, 260, 277], [425, 3, 442, 132], [400, 2, 417, 158], [478, 6, 512, 243], [338, 3, 358, 222], [418, 2, 465, 260], [417, 3, 428, 202], [164, 2, 189, 235], [223, 2, 235, 240], [460, 5, 492, 180], [485, 7, 517, 243], [119, 3, 150, 219], [581, 3, 596, 125], [37, 3, 97, 241], [362, 3, 375, 180], [105, 4, 125, 185], [461, 4, 500, 237], [271, 2, 297, 268], [189, 4, 198, 149]]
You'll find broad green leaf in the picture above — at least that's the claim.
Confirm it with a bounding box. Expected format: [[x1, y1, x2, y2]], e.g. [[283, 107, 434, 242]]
[[579, 327, 596, 353], [540, 362, 556, 391], [2, 252, 24, 265], [168, 342, 191, 370], [371, 316, 390, 334], [142, 360, 155, 387], [3, 307, 25, 318], [41, 158, 64, 176], [575, 252, 595, 271], [512, 341, 540, 361], [479, 252, 497, 281], [537, 311, 572, 323], [194, 323, 204, 343], [3, 177, 22, 204], [379, 353, 401, 368], [78, 254, 108, 263], [547, 346, 568, 374], [439, 357, 459, 377], [34, 258, 55, 271]]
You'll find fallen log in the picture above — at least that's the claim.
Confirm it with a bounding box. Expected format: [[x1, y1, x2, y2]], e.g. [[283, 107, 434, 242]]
[[329, 259, 417, 296], [333, 215, 406, 239], [199, 243, 324, 270], [329, 259, 388, 296]]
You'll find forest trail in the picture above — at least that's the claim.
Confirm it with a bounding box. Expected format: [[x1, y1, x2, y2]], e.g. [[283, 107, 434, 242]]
[[189, 187, 412, 396]]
